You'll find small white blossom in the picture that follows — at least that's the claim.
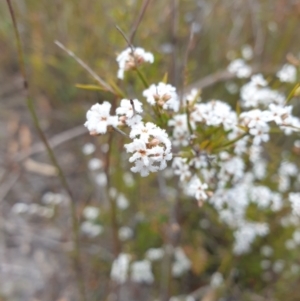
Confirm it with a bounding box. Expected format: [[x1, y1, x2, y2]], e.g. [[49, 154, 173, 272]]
[[116, 98, 143, 127], [143, 82, 179, 112], [82, 143, 96, 155], [210, 272, 224, 288], [81, 221, 103, 237], [268, 104, 293, 125], [277, 64, 297, 83], [116, 193, 129, 210], [111, 253, 131, 284], [233, 222, 269, 255], [125, 122, 172, 176], [241, 45, 253, 60], [260, 245, 273, 257], [84, 102, 118, 135], [187, 176, 208, 205], [273, 260, 285, 273], [289, 192, 300, 215], [172, 157, 191, 182], [83, 206, 100, 220], [131, 260, 154, 284], [11, 203, 29, 214], [116, 47, 154, 79], [119, 226, 133, 241], [146, 248, 164, 261], [227, 58, 252, 78], [168, 114, 191, 147], [88, 158, 103, 170], [172, 247, 191, 277]]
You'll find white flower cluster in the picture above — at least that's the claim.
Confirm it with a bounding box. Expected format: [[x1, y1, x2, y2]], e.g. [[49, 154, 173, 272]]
[[277, 64, 297, 83], [227, 58, 252, 78], [125, 122, 172, 177], [143, 82, 180, 112], [116, 47, 154, 79], [241, 74, 285, 108], [110, 253, 154, 284], [116, 98, 143, 127], [85, 98, 173, 176], [172, 247, 192, 277], [11, 202, 54, 218], [190, 100, 237, 130], [233, 222, 269, 255], [84, 46, 300, 262], [289, 193, 300, 216], [84, 101, 118, 135], [81, 206, 103, 238]]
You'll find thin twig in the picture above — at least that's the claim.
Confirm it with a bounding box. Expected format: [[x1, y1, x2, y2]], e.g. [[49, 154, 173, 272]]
[[112, 126, 128, 137], [55, 40, 115, 94], [14, 125, 87, 162], [115, 25, 135, 53], [180, 24, 195, 107], [129, 0, 152, 44], [105, 131, 121, 257], [6, 2, 86, 300], [170, 0, 179, 86], [116, 25, 149, 88]]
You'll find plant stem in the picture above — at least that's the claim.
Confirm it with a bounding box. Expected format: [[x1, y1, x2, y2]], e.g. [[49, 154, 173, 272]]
[[135, 67, 149, 89], [105, 131, 121, 257], [6, 1, 86, 300]]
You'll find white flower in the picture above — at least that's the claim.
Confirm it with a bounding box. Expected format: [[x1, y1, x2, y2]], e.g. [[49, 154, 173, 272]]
[[146, 248, 164, 261], [172, 247, 191, 277], [268, 104, 292, 125], [241, 45, 253, 60], [88, 158, 103, 170], [143, 82, 179, 112], [240, 74, 285, 108], [116, 194, 129, 210], [110, 253, 131, 284], [260, 245, 273, 257], [187, 176, 208, 204], [240, 109, 271, 145], [11, 203, 29, 214], [289, 192, 300, 215], [82, 143, 96, 155], [125, 139, 152, 166], [116, 47, 154, 79], [41, 192, 68, 205], [168, 114, 191, 147], [210, 272, 224, 288], [116, 98, 143, 127], [81, 221, 103, 237], [227, 58, 252, 78], [83, 206, 100, 220], [172, 157, 191, 182], [233, 222, 269, 255], [131, 260, 154, 284], [277, 64, 297, 83], [125, 122, 172, 176], [118, 226, 133, 241], [84, 102, 118, 135], [273, 260, 285, 273], [190, 100, 237, 130]]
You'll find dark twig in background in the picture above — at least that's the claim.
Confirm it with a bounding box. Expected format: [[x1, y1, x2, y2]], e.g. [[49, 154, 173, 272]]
[[129, 0, 152, 44], [6, 1, 87, 300]]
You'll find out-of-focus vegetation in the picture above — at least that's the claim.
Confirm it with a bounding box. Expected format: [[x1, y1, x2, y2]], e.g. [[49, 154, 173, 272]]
[[1, 1, 300, 301]]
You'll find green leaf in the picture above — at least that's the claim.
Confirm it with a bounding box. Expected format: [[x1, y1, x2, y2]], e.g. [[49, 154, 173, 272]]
[[162, 72, 168, 83], [285, 83, 300, 104], [75, 84, 107, 91]]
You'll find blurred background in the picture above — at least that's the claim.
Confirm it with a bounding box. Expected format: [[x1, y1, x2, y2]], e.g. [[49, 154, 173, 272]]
[[0, 0, 300, 300]]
